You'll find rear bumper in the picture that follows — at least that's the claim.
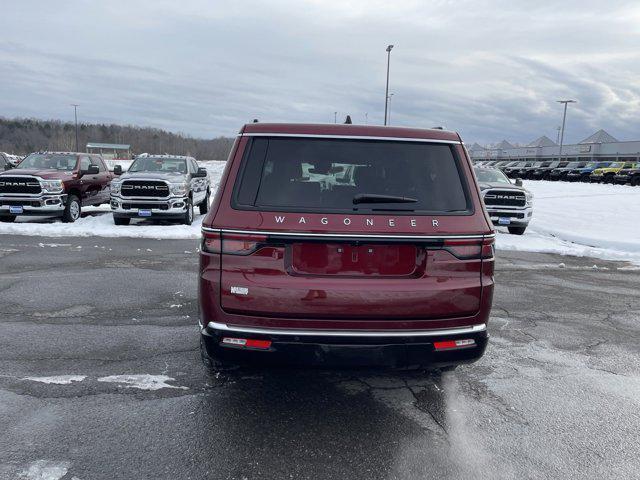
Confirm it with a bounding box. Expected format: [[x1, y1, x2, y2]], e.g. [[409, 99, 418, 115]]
[[200, 322, 488, 368]]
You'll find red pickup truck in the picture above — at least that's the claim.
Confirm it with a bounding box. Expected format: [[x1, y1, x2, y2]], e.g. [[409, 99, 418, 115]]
[[0, 151, 114, 223]]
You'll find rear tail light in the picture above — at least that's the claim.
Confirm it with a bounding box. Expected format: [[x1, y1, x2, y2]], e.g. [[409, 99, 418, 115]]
[[202, 231, 267, 255], [434, 338, 476, 350], [221, 337, 272, 350], [444, 237, 494, 260]]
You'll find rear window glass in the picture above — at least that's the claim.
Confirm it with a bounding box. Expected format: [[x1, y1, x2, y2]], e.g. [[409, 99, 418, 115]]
[[234, 137, 471, 214]]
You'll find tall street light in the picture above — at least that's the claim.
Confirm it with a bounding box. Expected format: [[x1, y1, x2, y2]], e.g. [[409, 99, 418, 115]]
[[557, 99, 576, 159], [384, 44, 394, 125], [387, 93, 394, 125], [71, 104, 79, 152]]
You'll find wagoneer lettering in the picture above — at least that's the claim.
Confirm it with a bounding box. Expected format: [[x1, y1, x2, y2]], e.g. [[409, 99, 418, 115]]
[[199, 123, 494, 371]]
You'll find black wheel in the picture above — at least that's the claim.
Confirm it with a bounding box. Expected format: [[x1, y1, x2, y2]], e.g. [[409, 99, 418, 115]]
[[62, 195, 81, 223], [113, 216, 131, 226], [182, 198, 194, 225], [631, 176, 640, 186], [0, 215, 16, 223], [199, 190, 210, 215], [580, 175, 591, 183], [508, 226, 527, 235]]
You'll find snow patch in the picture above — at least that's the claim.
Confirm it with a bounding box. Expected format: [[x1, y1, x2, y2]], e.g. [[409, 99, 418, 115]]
[[495, 181, 640, 264], [18, 460, 70, 480], [97, 374, 188, 390], [23, 375, 87, 385]]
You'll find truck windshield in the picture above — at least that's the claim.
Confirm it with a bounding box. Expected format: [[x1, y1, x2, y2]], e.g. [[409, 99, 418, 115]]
[[17, 153, 77, 171], [474, 168, 511, 184], [129, 157, 187, 173], [234, 137, 470, 214]]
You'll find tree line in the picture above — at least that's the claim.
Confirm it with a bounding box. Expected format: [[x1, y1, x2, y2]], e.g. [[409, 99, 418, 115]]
[[0, 117, 235, 160]]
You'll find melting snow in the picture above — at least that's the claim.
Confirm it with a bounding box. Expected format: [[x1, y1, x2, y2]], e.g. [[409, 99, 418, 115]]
[[97, 374, 188, 390], [23, 375, 87, 385], [18, 460, 70, 480]]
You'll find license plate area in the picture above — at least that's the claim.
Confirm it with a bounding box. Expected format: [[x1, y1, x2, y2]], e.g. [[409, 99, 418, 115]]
[[9, 206, 23, 214], [138, 209, 152, 217], [289, 243, 418, 277], [498, 217, 511, 225]]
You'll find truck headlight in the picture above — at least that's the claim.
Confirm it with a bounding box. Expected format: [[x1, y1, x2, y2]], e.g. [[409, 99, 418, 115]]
[[111, 181, 122, 195], [525, 192, 533, 205], [40, 179, 64, 193], [170, 183, 188, 196]]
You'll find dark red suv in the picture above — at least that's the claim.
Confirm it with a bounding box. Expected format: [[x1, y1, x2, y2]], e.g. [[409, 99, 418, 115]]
[[199, 123, 495, 370]]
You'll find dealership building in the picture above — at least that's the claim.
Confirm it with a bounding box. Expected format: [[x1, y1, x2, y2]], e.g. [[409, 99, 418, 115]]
[[469, 130, 640, 163]]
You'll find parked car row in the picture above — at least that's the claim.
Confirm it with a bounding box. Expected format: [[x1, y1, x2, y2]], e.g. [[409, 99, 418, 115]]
[[474, 159, 640, 185], [0, 152, 23, 169], [0, 151, 210, 224]]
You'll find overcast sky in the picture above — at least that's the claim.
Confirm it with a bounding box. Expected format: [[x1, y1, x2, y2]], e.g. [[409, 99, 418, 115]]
[[1, 0, 639, 145]]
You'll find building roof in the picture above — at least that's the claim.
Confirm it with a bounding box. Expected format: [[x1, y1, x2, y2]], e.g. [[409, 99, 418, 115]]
[[528, 135, 557, 147], [578, 130, 618, 144], [495, 140, 514, 150], [469, 142, 485, 152], [86, 142, 131, 150]]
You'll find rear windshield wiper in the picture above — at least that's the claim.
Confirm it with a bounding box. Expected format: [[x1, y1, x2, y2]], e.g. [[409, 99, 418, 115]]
[[353, 194, 418, 204]]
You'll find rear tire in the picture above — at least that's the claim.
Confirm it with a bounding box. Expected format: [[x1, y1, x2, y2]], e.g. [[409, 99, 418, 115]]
[[631, 176, 640, 186], [508, 226, 527, 235], [182, 198, 194, 225], [580, 175, 591, 183], [113, 216, 130, 226], [62, 195, 81, 223], [603, 175, 614, 184], [0, 215, 16, 223], [199, 190, 210, 215]]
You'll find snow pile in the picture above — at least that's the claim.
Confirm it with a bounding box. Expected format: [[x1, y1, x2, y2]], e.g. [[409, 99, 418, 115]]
[[495, 181, 640, 264]]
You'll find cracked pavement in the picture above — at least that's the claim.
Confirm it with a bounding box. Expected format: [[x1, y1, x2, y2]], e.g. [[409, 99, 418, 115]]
[[0, 236, 639, 479]]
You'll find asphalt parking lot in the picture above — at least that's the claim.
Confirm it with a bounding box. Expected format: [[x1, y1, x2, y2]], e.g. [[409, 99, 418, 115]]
[[0, 235, 639, 480]]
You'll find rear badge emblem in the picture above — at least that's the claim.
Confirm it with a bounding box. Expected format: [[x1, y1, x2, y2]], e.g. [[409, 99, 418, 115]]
[[230, 286, 249, 295]]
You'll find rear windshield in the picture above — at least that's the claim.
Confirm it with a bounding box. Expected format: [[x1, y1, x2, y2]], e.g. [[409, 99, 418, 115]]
[[234, 137, 471, 214]]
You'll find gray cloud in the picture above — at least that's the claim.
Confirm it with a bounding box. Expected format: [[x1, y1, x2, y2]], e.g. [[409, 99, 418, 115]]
[[0, 0, 639, 145]]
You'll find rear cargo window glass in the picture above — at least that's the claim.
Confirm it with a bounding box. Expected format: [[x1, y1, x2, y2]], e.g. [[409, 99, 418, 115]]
[[234, 137, 471, 214]]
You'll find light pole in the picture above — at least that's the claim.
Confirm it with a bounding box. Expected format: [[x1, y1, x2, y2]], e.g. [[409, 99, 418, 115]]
[[334, 111, 337, 124], [365, 112, 368, 124], [387, 93, 394, 125], [556, 126, 561, 145], [557, 99, 576, 159], [71, 104, 79, 152], [384, 44, 394, 125]]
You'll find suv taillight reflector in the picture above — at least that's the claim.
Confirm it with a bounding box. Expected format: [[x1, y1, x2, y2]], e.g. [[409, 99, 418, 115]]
[[221, 337, 272, 350], [202, 231, 267, 255], [434, 339, 476, 350]]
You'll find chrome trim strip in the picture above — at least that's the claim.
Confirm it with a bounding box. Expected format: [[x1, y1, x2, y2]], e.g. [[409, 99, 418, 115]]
[[239, 133, 460, 144], [201, 226, 491, 240], [207, 321, 486, 338]]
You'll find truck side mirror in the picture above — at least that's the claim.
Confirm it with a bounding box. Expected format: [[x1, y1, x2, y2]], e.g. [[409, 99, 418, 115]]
[[515, 178, 523, 187], [195, 167, 207, 178], [80, 165, 99, 177], [113, 165, 122, 175]]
